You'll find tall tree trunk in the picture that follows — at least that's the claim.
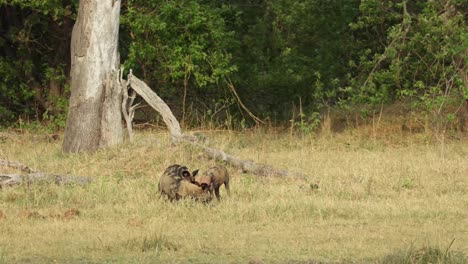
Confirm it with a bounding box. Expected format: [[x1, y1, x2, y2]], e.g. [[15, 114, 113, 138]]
[[63, 0, 123, 153]]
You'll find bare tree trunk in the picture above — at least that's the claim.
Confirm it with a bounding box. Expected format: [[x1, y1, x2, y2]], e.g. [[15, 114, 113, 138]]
[[63, 0, 123, 153]]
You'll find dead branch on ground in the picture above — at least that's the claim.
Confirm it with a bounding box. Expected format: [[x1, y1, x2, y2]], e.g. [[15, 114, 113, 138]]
[[0, 159, 90, 188]]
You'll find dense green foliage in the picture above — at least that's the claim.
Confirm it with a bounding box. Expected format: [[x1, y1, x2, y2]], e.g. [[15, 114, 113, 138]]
[[120, 0, 238, 123], [0, 0, 466, 130], [0, 0, 76, 126], [348, 1, 467, 133]]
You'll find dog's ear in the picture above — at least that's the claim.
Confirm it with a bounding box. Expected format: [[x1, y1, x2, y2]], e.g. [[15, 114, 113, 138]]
[[192, 169, 199, 177]]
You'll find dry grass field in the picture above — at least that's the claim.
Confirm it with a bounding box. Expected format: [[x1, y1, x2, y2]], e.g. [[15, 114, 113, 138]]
[[0, 128, 467, 263]]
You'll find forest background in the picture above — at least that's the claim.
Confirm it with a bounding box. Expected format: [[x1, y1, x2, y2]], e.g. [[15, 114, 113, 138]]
[[1, 0, 466, 137]]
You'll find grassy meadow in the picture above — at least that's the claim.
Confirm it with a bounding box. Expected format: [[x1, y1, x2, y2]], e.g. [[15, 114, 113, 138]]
[[0, 127, 467, 263]]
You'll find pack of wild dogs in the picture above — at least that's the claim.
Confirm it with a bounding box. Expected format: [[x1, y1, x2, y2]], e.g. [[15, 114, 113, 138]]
[[158, 164, 230, 202]]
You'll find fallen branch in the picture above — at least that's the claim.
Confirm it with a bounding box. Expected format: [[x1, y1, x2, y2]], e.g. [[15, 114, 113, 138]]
[[0, 159, 91, 188], [126, 72, 198, 143], [0, 173, 91, 188], [127, 71, 183, 142], [192, 142, 307, 179], [125, 73, 309, 179], [0, 159, 37, 173], [226, 78, 265, 125]]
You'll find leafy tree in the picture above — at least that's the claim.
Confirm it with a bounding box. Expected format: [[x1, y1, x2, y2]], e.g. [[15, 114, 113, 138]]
[[121, 0, 238, 124], [0, 0, 76, 126], [228, 0, 360, 120], [348, 0, 466, 151], [0, 0, 77, 125]]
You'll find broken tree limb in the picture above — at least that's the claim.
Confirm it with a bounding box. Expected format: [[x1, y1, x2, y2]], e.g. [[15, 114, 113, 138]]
[[0, 173, 91, 188], [0, 159, 91, 188], [121, 68, 136, 142], [189, 142, 307, 179], [0, 159, 37, 173], [124, 72, 309, 179], [226, 78, 265, 125], [127, 71, 184, 142]]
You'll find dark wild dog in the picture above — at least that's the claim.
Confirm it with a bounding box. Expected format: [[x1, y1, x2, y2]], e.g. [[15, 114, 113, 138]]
[[158, 164, 199, 201]]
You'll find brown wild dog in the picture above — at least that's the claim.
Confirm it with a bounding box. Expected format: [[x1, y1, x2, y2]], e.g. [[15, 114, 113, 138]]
[[177, 180, 211, 202], [197, 165, 230, 200], [158, 164, 199, 201]]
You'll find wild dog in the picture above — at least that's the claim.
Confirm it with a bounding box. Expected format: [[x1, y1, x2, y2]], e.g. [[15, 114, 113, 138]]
[[197, 165, 230, 200], [177, 180, 211, 202], [158, 164, 199, 201]]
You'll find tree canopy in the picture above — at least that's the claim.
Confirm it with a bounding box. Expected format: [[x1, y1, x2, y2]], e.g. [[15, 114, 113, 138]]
[[0, 0, 466, 130]]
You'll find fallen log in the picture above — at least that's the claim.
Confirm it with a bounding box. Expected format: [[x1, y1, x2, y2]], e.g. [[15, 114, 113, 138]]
[[192, 143, 307, 179], [0, 159, 91, 188], [0, 159, 37, 173], [0, 173, 91, 188]]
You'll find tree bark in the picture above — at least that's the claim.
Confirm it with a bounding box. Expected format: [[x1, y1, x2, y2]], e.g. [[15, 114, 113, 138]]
[[63, 0, 123, 153]]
